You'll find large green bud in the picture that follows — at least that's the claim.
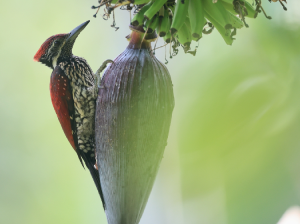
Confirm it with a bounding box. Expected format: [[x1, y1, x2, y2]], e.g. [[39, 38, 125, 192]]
[[95, 26, 175, 224]]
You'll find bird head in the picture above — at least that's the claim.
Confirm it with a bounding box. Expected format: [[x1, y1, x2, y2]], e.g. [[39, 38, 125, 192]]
[[34, 20, 90, 69]]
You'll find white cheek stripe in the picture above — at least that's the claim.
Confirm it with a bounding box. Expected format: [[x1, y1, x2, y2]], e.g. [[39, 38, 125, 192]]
[[51, 43, 63, 68], [52, 49, 61, 68]]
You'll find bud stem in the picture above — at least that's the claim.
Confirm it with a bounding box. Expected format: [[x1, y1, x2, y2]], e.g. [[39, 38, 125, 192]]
[[127, 25, 157, 50]]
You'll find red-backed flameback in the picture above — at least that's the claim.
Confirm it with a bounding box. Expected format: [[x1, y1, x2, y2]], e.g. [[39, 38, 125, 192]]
[[33, 20, 112, 209]]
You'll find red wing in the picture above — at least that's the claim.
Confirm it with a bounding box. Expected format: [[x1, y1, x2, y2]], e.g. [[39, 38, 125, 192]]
[[50, 66, 83, 165], [49, 66, 105, 207]]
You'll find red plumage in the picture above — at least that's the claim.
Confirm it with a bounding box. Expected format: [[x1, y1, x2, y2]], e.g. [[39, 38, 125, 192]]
[[50, 66, 76, 151], [34, 34, 67, 61]]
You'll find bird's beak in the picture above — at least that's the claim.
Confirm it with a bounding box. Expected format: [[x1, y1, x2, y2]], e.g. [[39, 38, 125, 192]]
[[66, 20, 90, 43]]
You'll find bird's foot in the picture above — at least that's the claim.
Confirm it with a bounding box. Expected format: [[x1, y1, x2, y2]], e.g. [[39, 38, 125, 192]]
[[95, 59, 114, 88]]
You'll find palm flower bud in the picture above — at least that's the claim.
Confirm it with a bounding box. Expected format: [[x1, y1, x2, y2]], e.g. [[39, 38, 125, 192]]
[[95, 26, 175, 224]]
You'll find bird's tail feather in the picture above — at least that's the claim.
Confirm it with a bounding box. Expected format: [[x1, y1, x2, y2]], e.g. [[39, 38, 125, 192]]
[[82, 153, 106, 209]]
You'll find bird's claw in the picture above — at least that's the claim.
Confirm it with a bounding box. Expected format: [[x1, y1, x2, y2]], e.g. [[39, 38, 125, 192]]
[[95, 59, 114, 88]]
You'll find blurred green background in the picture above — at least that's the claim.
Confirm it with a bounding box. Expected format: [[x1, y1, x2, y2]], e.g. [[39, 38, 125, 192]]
[[1, 0, 300, 224]]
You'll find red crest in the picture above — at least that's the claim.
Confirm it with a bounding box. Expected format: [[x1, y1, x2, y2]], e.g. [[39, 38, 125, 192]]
[[34, 34, 67, 61]]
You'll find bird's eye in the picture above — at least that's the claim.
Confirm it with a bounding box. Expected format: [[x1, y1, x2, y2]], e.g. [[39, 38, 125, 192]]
[[54, 40, 60, 45]]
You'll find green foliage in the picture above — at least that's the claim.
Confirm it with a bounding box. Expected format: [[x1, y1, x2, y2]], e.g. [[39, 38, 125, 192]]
[[176, 21, 300, 224]]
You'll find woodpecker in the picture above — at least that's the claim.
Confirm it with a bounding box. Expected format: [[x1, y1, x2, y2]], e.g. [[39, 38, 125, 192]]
[[33, 20, 112, 208]]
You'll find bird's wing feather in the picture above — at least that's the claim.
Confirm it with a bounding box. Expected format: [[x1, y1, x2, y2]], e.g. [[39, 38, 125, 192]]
[[50, 66, 84, 166], [50, 66, 105, 208]]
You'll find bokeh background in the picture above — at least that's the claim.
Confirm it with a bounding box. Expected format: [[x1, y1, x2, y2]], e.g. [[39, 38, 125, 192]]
[[1, 1, 300, 224]]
